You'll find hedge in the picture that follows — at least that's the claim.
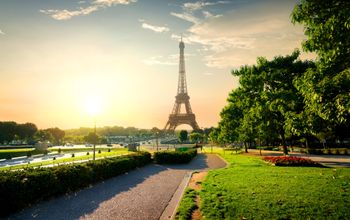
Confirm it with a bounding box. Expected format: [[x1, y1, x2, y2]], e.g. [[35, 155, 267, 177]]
[[0, 151, 151, 217], [154, 149, 197, 164]]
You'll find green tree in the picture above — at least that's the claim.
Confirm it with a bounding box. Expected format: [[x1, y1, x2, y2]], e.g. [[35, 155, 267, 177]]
[[34, 130, 54, 143], [292, 0, 350, 136], [45, 127, 65, 145], [16, 123, 38, 141], [216, 51, 312, 154], [178, 130, 188, 143], [0, 121, 17, 144], [84, 132, 99, 144], [189, 132, 203, 143]]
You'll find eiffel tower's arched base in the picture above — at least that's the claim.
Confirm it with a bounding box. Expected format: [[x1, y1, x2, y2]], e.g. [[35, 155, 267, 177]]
[[164, 114, 200, 132]]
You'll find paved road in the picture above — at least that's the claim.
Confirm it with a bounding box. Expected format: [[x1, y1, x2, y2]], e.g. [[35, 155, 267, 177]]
[[7, 154, 226, 220]]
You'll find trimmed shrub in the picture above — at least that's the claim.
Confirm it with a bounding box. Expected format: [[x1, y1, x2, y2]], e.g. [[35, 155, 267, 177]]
[[154, 149, 197, 164], [0, 151, 151, 217], [263, 156, 323, 167]]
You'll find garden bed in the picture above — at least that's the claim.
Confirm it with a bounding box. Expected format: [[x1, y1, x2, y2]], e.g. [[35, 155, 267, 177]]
[[263, 156, 323, 167]]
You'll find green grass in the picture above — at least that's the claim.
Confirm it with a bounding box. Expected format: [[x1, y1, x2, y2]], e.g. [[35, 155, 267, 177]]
[[0, 149, 130, 170], [175, 188, 198, 220], [47, 146, 124, 152], [0, 148, 36, 160], [199, 152, 350, 219], [0, 148, 34, 153]]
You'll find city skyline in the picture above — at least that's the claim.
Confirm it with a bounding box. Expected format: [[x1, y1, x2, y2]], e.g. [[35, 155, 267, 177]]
[[0, 0, 315, 129]]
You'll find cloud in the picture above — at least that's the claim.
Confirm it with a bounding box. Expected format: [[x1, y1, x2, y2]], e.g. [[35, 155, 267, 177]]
[[0, 29, 4, 35], [170, 1, 313, 69], [202, 11, 222, 19], [143, 56, 177, 66], [141, 22, 169, 33], [143, 53, 193, 66], [183, 1, 229, 12], [40, 0, 137, 20], [170, 1, 228, 24], [170, 12, 199, 24]]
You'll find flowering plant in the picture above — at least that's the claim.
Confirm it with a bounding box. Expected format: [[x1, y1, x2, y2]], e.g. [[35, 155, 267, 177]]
[[263, 156, 322, 167]]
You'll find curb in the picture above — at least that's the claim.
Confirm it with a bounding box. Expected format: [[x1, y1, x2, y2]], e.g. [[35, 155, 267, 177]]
[[160, 153, 228, 220], [159, 171, 194, 220]]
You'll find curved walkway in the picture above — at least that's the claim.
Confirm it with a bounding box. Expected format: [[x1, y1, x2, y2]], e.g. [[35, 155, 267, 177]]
[[7, 154, 226, 220]]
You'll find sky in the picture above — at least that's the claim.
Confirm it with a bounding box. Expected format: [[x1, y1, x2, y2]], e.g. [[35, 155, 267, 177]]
[[0, 0, 315, 130]]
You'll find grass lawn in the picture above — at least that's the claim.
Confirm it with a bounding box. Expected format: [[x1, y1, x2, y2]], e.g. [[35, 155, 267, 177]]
[[47, 146, 124, 152], [196, 150, 350, 219], [0, 149, 130, 170], [0, 148, 34, 153], [0, 148, 36, 160]]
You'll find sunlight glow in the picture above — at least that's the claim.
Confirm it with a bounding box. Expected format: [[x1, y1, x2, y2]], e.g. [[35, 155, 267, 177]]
[[84, 96, 102, 116]]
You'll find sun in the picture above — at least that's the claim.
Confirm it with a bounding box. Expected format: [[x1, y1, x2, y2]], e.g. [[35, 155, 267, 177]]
[[84, 96, 103, 116]]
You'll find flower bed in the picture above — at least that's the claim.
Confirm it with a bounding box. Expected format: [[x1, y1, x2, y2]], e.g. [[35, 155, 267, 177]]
[[263, 156, 323, 167]]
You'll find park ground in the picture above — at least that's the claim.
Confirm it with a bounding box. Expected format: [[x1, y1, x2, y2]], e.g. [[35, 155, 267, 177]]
[[177, 148, 350, 219]]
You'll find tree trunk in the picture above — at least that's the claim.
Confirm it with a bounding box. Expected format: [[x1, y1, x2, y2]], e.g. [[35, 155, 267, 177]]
[[280, 130, 288, 155], [258, 138, 262, 156], [244, 142, 248, 153]]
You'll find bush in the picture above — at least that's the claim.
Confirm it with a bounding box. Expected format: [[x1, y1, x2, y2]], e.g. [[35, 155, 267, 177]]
[[0, 151, 151, 217], [263, 156, 323, 167], [154, 149, 197, 164]]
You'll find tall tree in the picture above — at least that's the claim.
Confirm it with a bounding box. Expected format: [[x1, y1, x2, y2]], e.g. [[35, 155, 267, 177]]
[[45, 127, 65, 145], [34, 130, 54, 143], [216, 51, 313, 154], [84, 132, 99, 144], [16, 123, 38, 140], [0, 122, 17, 144], [292, 0, 350, 135]]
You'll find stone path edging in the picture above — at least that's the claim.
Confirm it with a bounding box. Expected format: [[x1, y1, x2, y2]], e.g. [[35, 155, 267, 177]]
[[162, 153, 229, 220], [159, 171, 193, 220]]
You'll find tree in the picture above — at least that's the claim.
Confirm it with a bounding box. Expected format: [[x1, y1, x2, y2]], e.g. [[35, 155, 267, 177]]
[[34, 130, 54, 143], [45, 127, 65, 145], [178, 130, 188, 143], [215, 51, 313, 154], [16, 123, 38, 141], [84, 132, 99, 144], [0, 121, 17, 144], [292, 0, 350, 135], [292, 0, 350, 73], [189, 132, 203, 143]]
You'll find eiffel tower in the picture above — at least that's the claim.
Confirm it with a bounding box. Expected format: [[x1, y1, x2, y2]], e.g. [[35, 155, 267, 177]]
[[164, 38, 200, 131]]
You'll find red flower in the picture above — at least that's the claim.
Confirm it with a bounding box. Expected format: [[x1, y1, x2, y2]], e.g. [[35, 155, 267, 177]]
[[263, 156, 320, 167]]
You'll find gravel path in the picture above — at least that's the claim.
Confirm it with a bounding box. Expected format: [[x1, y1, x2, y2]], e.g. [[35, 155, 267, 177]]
[[7, 153, 226, 220]]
